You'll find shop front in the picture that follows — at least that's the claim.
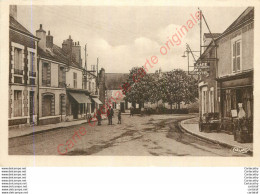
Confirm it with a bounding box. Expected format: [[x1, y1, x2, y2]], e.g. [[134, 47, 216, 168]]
[[67, 91, 91, 121], [218, 71, 253, 143]]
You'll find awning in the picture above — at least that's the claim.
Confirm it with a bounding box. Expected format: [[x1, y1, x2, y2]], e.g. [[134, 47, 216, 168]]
[[92, 98, 103, 104], [69, 92, 91, 104]]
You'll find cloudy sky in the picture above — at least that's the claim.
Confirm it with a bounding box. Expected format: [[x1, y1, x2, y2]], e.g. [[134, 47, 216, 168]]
[[17, 6, 246, 73]]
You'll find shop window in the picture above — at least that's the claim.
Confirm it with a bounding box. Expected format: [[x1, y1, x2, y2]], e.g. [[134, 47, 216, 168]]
[[209, 89, 214, 113], [14, 90, 22, 117]]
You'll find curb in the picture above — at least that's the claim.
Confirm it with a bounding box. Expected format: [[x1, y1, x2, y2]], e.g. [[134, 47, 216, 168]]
[[179, 118, 253, 156]]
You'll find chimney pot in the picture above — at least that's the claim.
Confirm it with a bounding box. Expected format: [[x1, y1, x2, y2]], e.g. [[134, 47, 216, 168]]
[[69, 35, 71, 39], [40, 24, 42, 29], [48, 31, 50, 35], [78, 41, 79, 45]]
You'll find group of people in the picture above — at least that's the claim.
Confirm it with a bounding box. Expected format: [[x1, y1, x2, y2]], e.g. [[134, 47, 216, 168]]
[[96, 106, 121, 126]]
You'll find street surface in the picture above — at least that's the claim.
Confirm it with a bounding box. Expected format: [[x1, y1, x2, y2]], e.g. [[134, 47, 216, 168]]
[[9, 114, 247, 156]]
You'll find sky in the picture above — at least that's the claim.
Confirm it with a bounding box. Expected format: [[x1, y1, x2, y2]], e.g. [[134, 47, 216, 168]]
[[17, 6, 246, 73]]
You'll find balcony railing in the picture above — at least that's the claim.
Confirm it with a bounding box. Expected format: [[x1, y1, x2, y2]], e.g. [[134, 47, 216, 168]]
[[29, 71, 36, 77], [42, 79, 51, 86], [14, 68, 23, 75]]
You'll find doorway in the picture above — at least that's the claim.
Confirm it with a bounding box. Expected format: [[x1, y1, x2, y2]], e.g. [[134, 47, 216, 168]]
[[29, 91, 34, 123]]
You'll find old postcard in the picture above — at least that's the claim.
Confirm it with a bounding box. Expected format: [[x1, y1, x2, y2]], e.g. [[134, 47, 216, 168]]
[[0, 0, 259, 166]]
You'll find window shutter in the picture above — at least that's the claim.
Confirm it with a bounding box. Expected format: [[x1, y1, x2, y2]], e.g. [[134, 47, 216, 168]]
[[236, 41, 241, 71], [232, 43, 236, 72]]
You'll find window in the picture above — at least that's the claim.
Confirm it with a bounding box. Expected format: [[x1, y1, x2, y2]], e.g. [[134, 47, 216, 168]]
[[42, 95, 54, 117], [73, 72, 77, 88], [59, 67, 65, 87], [209, 89, 214, 113], [89, 82, 91, 91], [113, 102, 116, 109], [232, 39, 241, 73], [92, 82, 95, 92], [14, 48, 23, 74], [42, 63, 50, 86], [29, 52, 36, 76], [14, 90, 22, 117]]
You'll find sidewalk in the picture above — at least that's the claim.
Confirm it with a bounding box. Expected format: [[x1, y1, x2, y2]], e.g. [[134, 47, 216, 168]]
[[180, 117, 253, 153], [9, 115, 107, 139]]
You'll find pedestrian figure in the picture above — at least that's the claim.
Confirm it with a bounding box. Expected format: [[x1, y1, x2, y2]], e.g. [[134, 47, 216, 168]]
[[107, 106, 114, 125], [130, 106, 134, 117], [97, 109, 102, 126], [110, 106, 114, 125], [118, 110, 121, 124]]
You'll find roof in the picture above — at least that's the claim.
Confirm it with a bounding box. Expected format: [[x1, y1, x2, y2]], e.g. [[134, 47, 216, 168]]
[[204, 33, 221, 39], [197, 7, 254, 63], [222, 7, 254, 35], [38, 44, 68, 64], [9, 16, 39, 39], [105, 73, 129, 90]]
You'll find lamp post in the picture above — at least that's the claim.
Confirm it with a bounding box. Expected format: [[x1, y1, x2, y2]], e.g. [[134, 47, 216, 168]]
[[182, 44, 200, 75]]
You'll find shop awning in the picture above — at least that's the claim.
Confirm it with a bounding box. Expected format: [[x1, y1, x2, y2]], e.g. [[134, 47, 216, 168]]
[[69, 92, 91, 104], [92, 98, 103, 104]]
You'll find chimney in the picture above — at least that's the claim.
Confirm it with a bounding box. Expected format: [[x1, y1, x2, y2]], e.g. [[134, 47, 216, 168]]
[[9, 5, 17, 19], [62, 35, 73, 54], [36, 24, 46, 51], [72, 40, 81, 67], [46, 30, 53, 48]]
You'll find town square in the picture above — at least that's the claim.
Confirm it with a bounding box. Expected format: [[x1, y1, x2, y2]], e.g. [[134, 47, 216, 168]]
[[8, 5, 254, 156]]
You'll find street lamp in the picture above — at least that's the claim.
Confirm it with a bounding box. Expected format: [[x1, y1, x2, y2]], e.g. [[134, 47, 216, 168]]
[[181, 51, 187, 58]]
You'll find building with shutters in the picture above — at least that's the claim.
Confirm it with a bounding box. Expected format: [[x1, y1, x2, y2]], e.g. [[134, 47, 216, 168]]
[[197, 7, 254, 135], [36, 25, 68, 125], [9, 6, 40, 127]]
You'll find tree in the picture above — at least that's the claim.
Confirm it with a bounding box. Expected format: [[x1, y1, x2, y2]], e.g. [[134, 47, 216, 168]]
[[122, 67, 156, 108], [160, 69, 198, 110]]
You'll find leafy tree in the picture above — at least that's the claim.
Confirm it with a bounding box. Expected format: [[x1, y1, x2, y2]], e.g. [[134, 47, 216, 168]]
[[160, 69, 198, 110], [123, 68, 198, 111], [122, 67, 155, 108]]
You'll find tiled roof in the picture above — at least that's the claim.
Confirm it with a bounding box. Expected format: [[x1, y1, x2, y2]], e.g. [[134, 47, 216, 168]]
[[223, 7, 254, 35], [38, 44, 68, 64], [105, 73, 129, 90], [204, 33, 221, 39], [9, 16, 39, 39]]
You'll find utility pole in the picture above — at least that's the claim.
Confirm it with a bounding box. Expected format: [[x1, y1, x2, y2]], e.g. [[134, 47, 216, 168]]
[[84, 43, 88, 89], [199, 8, 202, 57], [96, 57, 99, 94]]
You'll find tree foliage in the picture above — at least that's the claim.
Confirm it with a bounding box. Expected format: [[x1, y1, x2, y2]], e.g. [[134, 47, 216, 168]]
[[122, 68, 198, 109]]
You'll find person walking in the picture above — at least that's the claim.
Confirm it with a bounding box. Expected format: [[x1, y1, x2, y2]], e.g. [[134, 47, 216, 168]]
[[118, 110, 121, 124], [107, 106, 114, 125], [110, 106, 114, 125], [97, 109, 102, 126], [130, 106, 134, 117], [107, 106, 111, 125]]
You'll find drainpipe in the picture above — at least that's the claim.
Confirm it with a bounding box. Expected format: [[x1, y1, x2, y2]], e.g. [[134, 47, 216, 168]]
[[37, 56, 40, 125]]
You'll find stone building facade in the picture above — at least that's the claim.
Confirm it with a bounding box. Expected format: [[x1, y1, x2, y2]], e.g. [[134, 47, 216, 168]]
[[9, 6, 39, 127]]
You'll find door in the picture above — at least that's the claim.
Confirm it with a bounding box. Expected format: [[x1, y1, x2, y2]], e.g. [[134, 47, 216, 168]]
[[120, 102, 125, 113], [29, 91, 34, 123], [72, 102, 78, 119]]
